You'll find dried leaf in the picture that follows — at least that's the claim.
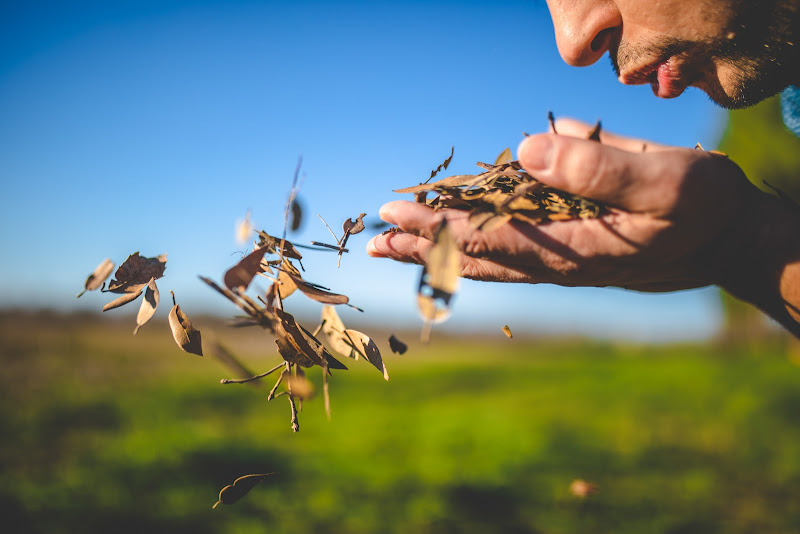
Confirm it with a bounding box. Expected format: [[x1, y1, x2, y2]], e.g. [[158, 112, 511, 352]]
[[494, 147, 513, 165], [224, 247, 269, 292], [212, 473, 274, 509], [342, 213, 366, 236], [133, 278, 159, 334], [425, 146, 454, 183], [569, 479, 598, 498], [236, 210, 253, 244], [168, 291, 203, 356], [102, 285, 144, 312], [274, 308, 347, 370], [388, 334, 407, 355], [343, 329, 388, 380], [502, 325, 512, 338], [286, 375, 315, 400], [106, 252, 167, 293], [320, 305, 353, 358], [287, 273, 349, 305], [290, 198, 303, 232], [77, 258, 114, 297], [587, 121, 602, 142], [256, 231, 303, 261]]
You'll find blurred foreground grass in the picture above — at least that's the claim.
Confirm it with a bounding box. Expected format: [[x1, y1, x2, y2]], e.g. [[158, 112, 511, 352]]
[[2, 311, 800, 534]]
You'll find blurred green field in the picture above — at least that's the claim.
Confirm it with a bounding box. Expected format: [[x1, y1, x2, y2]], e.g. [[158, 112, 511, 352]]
[[2, 311, 800, 534]]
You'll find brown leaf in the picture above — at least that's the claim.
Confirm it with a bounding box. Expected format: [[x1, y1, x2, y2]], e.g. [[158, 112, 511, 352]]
[[502, 325, 512, 338], [168, 291, 203, 356], [77, 258, 114, 297], [343, 329, 388, 380], [425, 146, 454, 183], [388, 334, 407, 355], [106, 252, 167, 293], [256, 231, 303, 260], [212, 473, 274, 509], [133, 278, 159, 334], [587, 121, 602, 142], [224, 247, 270, 293], [342, 213, 366, 237], [569, 479, 598, 498], [102, 285, 144, 312], [274, 309, 347, 370], [287, 273, 349, 305]]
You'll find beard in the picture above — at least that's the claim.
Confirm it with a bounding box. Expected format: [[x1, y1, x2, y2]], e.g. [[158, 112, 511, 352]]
[[609, 0, 800, 109]]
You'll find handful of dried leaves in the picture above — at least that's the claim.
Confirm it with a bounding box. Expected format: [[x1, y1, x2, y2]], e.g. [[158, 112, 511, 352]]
[[394, 115, 608, 340]]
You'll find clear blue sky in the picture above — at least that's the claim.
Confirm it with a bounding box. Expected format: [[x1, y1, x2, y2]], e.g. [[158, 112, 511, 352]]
[[0, 0, 731, 341]]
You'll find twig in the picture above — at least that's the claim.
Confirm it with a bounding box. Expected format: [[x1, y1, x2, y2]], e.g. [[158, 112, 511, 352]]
[[220, 360, 286, 384]]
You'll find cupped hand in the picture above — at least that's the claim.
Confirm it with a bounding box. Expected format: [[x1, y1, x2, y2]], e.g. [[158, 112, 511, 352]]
[[367, 118, 763, 293]]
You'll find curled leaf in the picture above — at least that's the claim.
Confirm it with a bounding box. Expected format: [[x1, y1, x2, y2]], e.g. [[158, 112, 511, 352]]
[[133, 278, 159, 334], [77, 258, 114, 297], [168, 291, 203, 356], [224, 247, 269, 292], [213, 473, 274, 509], [102, 285, 144, 312], [106, 252, 167, 293], [343, 329, 388, 380], [388, 334, 407, 355], [502, 325, 512, 338], [342, 213, 366, 236]]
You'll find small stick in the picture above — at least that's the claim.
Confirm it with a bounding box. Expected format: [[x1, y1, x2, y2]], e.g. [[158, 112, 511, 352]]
[[267, 364, 290, 400], [220, 360, 286, 384]]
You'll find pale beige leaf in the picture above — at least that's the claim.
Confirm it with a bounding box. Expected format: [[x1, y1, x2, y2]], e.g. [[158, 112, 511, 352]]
[[343, 329, 388, 380], [102, 285, 144, 312], [78, 258, 114, 297], [133, 278, 159, 334], [168, 292, 203, 356], [494, 147, 513, 165], [236, 210, 253, 244], [321, 305, 353, 358], [425, 220, 460, 295], [286, 375, 315, 400]]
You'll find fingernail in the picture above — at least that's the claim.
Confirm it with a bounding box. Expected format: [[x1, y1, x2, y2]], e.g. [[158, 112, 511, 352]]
[[517, 135, 553, 172]]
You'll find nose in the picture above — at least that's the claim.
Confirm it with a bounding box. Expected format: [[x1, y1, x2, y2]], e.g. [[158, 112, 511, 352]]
[[547, 1, 622, 67]]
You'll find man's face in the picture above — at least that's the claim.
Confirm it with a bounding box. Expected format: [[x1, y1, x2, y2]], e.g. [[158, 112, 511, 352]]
[[545, 0, 800, 109]]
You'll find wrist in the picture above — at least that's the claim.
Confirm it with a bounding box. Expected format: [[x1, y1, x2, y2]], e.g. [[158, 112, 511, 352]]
[[709, 188, 800, 335]]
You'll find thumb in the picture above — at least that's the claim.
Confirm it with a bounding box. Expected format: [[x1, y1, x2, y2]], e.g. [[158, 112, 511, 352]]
[[517, 132, 674, 211]]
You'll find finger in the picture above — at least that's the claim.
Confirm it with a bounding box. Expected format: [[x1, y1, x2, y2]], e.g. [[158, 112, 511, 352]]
[[366, 228, 532, 283], [517, 132, 692, 212], [552, 117, 671, 153]]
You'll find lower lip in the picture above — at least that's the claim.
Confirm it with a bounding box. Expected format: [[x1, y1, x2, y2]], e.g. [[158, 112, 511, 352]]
[[651, 62, 685, 98]]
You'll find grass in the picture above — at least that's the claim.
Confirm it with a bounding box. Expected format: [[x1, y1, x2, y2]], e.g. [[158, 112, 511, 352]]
[[2, 310, 800, 533]]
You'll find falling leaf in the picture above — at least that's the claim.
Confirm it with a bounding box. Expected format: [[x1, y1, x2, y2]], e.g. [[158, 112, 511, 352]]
[[343, 329, 388, 380], [290, 198, 303, 232], [236, 210, 253, 244], [342, 213, 366, 236], [569, 479, 598, 498], [256, 231, 303, 261], [133, 278, 159, 334], [102, 286, 144, 312], [417, 219, 460, 328], [274, 308, 347, 370], [502, 325, 512, 338], [77, 258, 114, 298], [224, 247, 270, 293], [388, 334, 407, 355], [286, 375, 315, 400], [168, 291, 203, 356], [494, 147, 513, 165], [320, 305, 354, 358], [106, 252, 167, 293], [212, 473, 274, 509], [287, 273, 349, 305]]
